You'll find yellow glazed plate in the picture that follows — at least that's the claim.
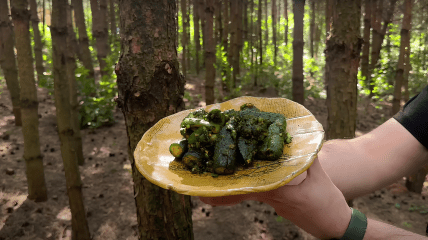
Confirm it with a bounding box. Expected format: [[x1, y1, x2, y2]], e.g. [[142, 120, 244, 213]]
[[134, 96, 324, 197]]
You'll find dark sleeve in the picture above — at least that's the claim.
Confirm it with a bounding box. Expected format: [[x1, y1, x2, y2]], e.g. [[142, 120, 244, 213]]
[[393, 85, 428, 149]]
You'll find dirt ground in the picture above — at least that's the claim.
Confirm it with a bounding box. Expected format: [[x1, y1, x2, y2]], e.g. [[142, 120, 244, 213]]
[[0, 73, 427, 240]]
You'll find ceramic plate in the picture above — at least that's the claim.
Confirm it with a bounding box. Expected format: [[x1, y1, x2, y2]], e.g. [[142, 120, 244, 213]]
[[134, 96, 324, 197]]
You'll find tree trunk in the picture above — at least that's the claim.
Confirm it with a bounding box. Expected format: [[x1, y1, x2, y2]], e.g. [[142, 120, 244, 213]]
[[67, 4, 82, 61], [181, 0, 187, 77], [250, 0, 254, 83], [51, 0, 91, 238], [325, 0, 362, 140], [361, 0, 371, 89], [272, 0, 277, 65], [309, 0, 314, 58], [115, 1, 194, 238], [243, 0, 248, 41], [284, 0, 288, 45], [29, 0, 45, 83], [292, 0, 305, 105], [194, 0, 200, 74], [186, 1, 191, 72], [221, 0, 230, 93], [325, 0, 332, 37], [109, 0, 116, 41], [66, 3, 85, 166], [90, 0, 109, 78], [264, 0, 268, 49], [11, 0, 48, 202], [369, 0, 397, 96], [406, 165, 428, 194], [392, 0, 412, 115], [199, 0, 206, 56], [403, 38, 410, 103], [206, 0, 216, 105], [256, 0, 262, 86], [71, 0, 95, 82], [228, 0, 236, 84], [0, 0, 21, 126]]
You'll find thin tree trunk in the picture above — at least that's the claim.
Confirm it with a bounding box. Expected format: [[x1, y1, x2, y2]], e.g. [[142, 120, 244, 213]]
[[406, 165, 428, 194], [237, 0, 243, 53], [250, 0, 254, 83], [272, 0, 277, 65], [361, 0, 371, 89], [199, 0, 206, 61], [51, 0, 91, 238], [325, 0, 331, 37], [309, 0, 314, 58], [66, 3, 85, 166], [392, 0, 412, 115], [181, 0, 187, 77], [221, 0, 229, 93], [228, 0, 236, 80], [43, 0, 45, 34], [244, 0, 248, 41], [11, 0, 48, 202], [67, 4, 81, 61], [186, 1, 191, 72], [71, 0, 95, 82], [325, 0, 362, 140], [264, 0, 268, 49], [403, 39, 410, 103], [206, 0, 216, 105], [0, 0, 21, 126], [215, 0, 221, 44], [369, 0, 397, 96], [109, 0, 116, 41], [29, 0, 45, 83], [256, 0, 262, 86], [90, 0, 109, 78], [194, 0, 200, 74], [115, 1, 194, 238], [292, 0, 305, 105], [284, 0, 288, 45]]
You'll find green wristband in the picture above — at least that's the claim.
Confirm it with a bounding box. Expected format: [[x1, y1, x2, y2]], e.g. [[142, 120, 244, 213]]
[[332, 208, 367, 240]]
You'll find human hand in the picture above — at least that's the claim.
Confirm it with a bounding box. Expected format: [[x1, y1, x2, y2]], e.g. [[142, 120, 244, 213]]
[[200, 157, 352, 239]]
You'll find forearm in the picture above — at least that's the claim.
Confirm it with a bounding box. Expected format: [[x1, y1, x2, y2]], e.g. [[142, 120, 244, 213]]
[[364, 218, 427, 240], [318, 118, 428, 200]]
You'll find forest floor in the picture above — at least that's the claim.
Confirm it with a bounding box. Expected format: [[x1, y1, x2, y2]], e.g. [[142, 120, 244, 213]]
[[0, 72, 427, 240]]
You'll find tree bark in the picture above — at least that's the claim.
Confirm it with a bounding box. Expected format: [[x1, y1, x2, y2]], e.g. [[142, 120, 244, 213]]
[[11, 0, 48, 202], [256, 0, 262, 86], [109, 0, 116, 41], [264, 0, 268, 49], [194, 0, 200, 74], [71, 0, 95, 82], [325, 0, 332, 37], [292, 0, 305, 105], [325, 0, 362, 140], [272, 0, 277, 65], [406, 165, 428, 194], [284, 0, 288, 45], [51, 0, 91, 238], [221, 0, 230, 93], [90, 0, 110, 78], [205, 0, 216, 105], [392, 0, 412, 115], [0, 0, 21, 126], [228, 0, 236, 81], [29, 0, 45, 83], [309, 0, 314, 58], [181, 0, 187, 77], [361, 0, 371, 89], [116, 1, 194, 239], [369, 0, 397, 96], [66, 3, 85, 166]]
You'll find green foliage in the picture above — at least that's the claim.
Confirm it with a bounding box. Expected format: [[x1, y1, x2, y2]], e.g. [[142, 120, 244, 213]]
[[77, 41, 119, 129]]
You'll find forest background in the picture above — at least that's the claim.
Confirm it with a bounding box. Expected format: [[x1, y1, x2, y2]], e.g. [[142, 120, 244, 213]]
[[0, 0, 428, 239]]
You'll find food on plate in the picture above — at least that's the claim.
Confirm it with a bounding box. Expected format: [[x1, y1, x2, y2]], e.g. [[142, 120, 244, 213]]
[[169, 103, 292, 175]]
